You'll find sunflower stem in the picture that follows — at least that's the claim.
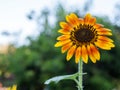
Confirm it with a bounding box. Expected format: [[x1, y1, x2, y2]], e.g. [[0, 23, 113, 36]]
[[78, 59, 83, 90]]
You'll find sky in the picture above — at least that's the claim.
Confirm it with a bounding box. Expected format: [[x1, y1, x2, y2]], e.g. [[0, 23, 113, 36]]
[[0, 0, 119, 46]]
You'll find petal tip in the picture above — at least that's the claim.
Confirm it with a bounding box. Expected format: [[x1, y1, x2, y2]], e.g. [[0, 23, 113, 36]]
[[92, 60, 97, 63], [61, 50, 65, 53], [85, 13, 92, 18], [66, 56, 71, 61], [54, 43, 59, 47], [75, 59, 79, 64], [82, 58, 88, 63]]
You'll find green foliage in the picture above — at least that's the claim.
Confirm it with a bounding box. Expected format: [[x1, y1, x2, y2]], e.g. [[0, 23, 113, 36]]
[[89, 75, 114, 90]]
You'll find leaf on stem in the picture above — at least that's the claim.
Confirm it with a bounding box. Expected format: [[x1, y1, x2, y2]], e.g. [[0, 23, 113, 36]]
[[44, 73, 78, 84]]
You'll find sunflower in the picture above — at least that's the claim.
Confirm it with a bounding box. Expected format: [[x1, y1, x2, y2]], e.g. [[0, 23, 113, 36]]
[[55, 13, 115, 63]]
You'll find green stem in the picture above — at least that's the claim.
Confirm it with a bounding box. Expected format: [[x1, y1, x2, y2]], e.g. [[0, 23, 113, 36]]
[[78, 59, 83, 90], [74, 79, 81, 89]]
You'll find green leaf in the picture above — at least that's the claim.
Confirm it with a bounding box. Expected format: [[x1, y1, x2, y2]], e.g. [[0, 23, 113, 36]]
[[44, 73, 79, 84]]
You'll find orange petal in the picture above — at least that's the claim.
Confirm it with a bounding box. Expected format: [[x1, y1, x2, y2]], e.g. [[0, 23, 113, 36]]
[[70, 13, 79, 21], [84, 13, 92, 24], [97, 31, 112, 36], [98, 36, 113, 42], [58, 29, 70, 34], [66, 14, 78, 26], [70, 13, 79, 25], [81, 45, 88, 63], [94, 24, 104, 29], [78, 18, 84, 25], [66, 45, 76, 61], [60, 22, 72, 30], [95, 40, 115, 50], [89, 17, 96, 25], [97, 28, 112, 36], [61, 42, 73, 53], [96, 28, 111, 32], [54, 39, 71, 47], [75, 47, 81, 63], [87, 45, 96, 63], [66, 15, 73, 25], [90, 44, 100, 61], [57, 35, 70, 40]]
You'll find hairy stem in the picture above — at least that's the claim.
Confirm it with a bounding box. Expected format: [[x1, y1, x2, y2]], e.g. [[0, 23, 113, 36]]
[[78, 59, 83, 90]]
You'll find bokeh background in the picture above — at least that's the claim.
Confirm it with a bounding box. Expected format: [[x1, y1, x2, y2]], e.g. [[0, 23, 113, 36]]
[[0, 0, 120, 90]]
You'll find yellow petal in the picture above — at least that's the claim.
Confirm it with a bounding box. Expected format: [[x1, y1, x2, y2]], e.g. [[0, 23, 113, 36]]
[[108, 42, 115, 47], [90, 44, 100, 61], [60, 22, 72, 30], [70, 13, 79, 21], [61, 42, 73, 53], [95, 40, 115, 50], [96, 28, 111, 32], [54, 39, 71, 47], [75, 47, 81, 63], [81, 45, 88, 63], [57, 35, 70, 40], [97, 31, 112, 36], [97, 28, 112, 36], [70, 13, 79, 25], [58, 29, 70, 34], [95, 41, 110, 50], [87, 45, 96, 63], [98, 36, 114, 42], [66, 45, 76, 61], [66, 14, 77, 26]]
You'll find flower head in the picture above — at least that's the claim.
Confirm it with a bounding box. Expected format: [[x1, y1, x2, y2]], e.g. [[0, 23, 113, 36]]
[[55, 13, 115, 63]]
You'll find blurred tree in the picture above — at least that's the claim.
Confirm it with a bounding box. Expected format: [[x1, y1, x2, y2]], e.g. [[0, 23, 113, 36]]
[[114, 3, 120, 26]]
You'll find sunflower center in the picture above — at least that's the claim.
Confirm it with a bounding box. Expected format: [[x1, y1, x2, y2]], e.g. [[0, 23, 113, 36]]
[[74, 28, 95, 43]]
